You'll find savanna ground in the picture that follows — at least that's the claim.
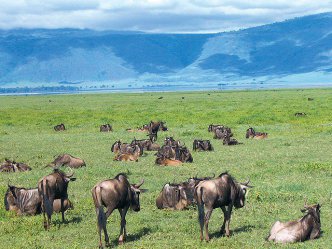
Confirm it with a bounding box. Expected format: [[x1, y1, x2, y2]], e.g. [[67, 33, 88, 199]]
[[0, 88, 331, 249]]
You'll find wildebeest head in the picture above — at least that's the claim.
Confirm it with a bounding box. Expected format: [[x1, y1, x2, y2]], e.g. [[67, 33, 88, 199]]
[[4, 185, 17, 211], [160, 121, 168, 131], [301, 203, 321, 223], [246, 127, 255, 138], [129, 179, 144, 212], [234, 179, 252, 208], [111, 140, 121, 153]]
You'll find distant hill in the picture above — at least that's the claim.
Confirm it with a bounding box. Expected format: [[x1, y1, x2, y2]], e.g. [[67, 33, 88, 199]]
[[1, 12, 332, 89]]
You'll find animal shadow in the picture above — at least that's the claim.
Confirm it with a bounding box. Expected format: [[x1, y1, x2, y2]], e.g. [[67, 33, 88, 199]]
[[209, 225, 255, 239], [110, 227, 152, 247], [53, 216, 82, 226]]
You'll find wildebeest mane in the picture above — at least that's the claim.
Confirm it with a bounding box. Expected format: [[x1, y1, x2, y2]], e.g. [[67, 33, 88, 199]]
[[114, 173, 128, 180]]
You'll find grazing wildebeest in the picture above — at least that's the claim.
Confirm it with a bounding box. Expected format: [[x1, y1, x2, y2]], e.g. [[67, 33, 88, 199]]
[[267, 203, 321, 243], [245, 127, 268, 139], [0, 159, 31, 172], [295, 112, 306, 116], [208, 124, 224, 132], [91, 173, 144, 248], [149, 121, 168, 134], [193, 139, 214, 151], [100, 124, 112, 132], [155, 155, 182, 166], [194, 172, 251, 241], [4, 185, 73, 215], [54, 123, 66, 131], [49, 154, 86, 168], [38, 169, 76, 230]]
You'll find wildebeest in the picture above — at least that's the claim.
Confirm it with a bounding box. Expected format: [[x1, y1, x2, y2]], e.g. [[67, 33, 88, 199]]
[[131, 138, 160, 151], [156, 144, 193, 163], [164, 137, 181, 147], [4, 185, 73, 215], [155, 155, 182, 166], [222, 130, 239, 146], [48, 154, 86, 168], [208, 124, 225, 132], [100, 124, 112, 132], [193, 139, 214, 151], [245, 127, 268, 139], [91, 173, 144, 248], [267, 203, 321, 243], [213, 126, 233, 139], [0, 159, 31, 172], [54, 123, 66, 131], [38, 168, 76, 230], [194, 172, 251, 241], [147, 132, 158, 143], [111, 140, 129, 154], [295, 112, 306, 116], [149, 121, 168, 134], [114, 145, 141, 162], [156, 175, 215, 210]]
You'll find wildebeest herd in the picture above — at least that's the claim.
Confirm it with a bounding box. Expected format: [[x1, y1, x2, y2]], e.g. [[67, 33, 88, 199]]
[[2, 120, 322, 248]]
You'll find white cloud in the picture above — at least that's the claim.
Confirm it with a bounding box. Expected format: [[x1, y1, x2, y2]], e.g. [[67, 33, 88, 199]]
[[0, 0, 331, 32]]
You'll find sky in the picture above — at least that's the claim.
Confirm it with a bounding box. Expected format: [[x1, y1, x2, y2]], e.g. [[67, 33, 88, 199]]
[[0, 0, 332, 33]]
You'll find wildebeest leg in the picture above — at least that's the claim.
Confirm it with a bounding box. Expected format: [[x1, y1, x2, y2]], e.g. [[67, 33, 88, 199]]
[[204, 209, 213, 241], [220, 206, 227, 235], [61, 198, 65, 223], [224, 206, 232, 237], [103, 207, 114, 247], [118, 207, 129, 244]]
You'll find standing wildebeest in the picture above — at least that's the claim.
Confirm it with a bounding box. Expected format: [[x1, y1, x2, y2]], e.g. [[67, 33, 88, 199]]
[[4, 185, 73, 215], [49, 154, 86, 168], [100, 124, 112, 132], [195, 172, 251, 241], [38, 169, 76, 230], [91, 173, 144, 248], [193, 139, 214, 151], [54, 123, 66, 131], [245, 127, 268, 139], [267, 203, 321, 243], [0, 159, 31, 172], [149, 121, 168, 134]]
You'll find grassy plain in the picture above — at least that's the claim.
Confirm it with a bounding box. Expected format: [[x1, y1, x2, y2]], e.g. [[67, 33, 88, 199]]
[[0, 88, 331, 249]]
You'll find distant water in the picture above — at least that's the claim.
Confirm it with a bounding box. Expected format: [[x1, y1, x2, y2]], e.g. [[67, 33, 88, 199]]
[[0, 82, 331, 96]]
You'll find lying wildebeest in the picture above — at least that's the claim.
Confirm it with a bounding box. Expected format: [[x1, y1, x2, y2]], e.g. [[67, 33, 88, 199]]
[[295, 112, 306, 116], [0, 159, 31, 172], [156, 144, 193, 163], [111, 140, 129, 154], [156, 175, 215, 210], [100, 124, 112, 132], [126, 124, 149, 132], [4, 185, 73, 215], [193, 139, 214, 151], [149, 121, 168, 133], [131, 138, 160, 151], [91, 173, 145, 248], [177, 146, 193, 163], [267, 203, 321, 243], [38, 168, 76, 230], [48, 154, 86, 168], [245, 127, 268, 139], [208, 124, 224, 132], [222, 130, 239, 146], [155, 155, 182, 166], [164, 137, 181, 147], [195, 172, 252, 241], [213, 126, 233, 139], [114, 144, 141, 162], [54, 123, 66, 131]]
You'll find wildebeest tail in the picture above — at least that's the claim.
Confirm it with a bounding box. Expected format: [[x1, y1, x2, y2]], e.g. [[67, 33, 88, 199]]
[[92, 186, 106, 231], [195, 185, 205, 231], [42, 179, 53, 218]]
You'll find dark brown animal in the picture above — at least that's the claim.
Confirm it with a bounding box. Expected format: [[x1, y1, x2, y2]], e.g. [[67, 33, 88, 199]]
[[49, 154, 86, 168], [195, 172, 251, 241], [164, 137, 181, 147], [177, 146, 193, 163], [193, 139, 214, 151], [149, 121, 168, 134], [4, 185, 73, 215], [222, 131, 239, 146], [267, 203, 321, 243], [38, 169, 76, 230], [295, 112, 306, 116], [100, 124, 112, 132], [0, 159, 31, 172], [114, 144, 142, 162], [208, 124, 224, 132], [54, 123, 66, 131], [156, 183, 188, 210], [245, 127, 268, 139], [131, 138, 160, 151], [91, 173, 144, 248], [148, 132, 158, 143], [213, 126, 233, 139]]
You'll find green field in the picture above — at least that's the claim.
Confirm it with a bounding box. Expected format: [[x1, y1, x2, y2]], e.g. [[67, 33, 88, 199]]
[[0, 88, 331, 249]]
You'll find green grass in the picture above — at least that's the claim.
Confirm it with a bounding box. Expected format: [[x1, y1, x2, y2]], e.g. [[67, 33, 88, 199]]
[[0, 88, 331, 249]]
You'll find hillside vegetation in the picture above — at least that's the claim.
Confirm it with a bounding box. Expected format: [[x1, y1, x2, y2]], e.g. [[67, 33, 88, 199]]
[[0, 88, 331, 248]]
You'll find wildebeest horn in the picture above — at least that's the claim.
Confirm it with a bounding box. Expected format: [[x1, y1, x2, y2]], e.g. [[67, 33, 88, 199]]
[[136, 179, 144, 188]]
